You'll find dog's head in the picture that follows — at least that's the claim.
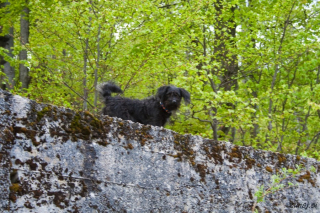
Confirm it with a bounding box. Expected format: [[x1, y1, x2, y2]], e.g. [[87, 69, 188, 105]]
[[156, 86, 191, 111]]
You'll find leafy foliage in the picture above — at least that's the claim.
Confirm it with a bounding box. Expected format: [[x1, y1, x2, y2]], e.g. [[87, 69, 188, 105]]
[[1, 0, 320, 159]]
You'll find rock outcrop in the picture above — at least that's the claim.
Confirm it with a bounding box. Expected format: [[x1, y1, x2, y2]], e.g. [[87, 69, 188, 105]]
[[0, 89, 319, 212]]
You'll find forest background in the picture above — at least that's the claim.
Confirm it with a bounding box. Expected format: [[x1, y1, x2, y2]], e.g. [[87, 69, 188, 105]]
[[1, 0, 320, 160]]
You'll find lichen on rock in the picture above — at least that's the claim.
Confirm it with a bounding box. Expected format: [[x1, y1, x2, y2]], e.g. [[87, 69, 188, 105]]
[[0, 89, 319, 212]]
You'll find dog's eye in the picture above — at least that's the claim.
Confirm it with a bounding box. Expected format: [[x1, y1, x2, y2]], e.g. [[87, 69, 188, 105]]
[[168, 92, 177, 97], [167, 92, 180, 98]]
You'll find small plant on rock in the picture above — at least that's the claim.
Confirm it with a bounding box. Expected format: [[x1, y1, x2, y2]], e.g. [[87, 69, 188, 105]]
[[252, 164, 316, 212]]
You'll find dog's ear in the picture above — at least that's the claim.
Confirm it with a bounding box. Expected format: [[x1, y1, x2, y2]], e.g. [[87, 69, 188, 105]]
[[156, 86, 169, 101], [179, 88, 191, 104]]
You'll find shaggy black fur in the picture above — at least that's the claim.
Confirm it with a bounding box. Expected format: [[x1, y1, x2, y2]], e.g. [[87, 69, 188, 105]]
[[99, 82, 191, 127]]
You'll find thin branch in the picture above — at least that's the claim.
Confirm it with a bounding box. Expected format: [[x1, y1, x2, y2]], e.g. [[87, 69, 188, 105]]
[[22, 44, 95, 109]]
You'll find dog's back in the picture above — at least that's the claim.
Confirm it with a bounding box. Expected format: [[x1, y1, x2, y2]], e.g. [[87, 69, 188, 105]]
[[99, 82, 143, 123]]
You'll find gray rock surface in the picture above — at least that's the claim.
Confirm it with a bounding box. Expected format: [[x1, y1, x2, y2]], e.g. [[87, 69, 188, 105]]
[[0, 89, 319, 213]]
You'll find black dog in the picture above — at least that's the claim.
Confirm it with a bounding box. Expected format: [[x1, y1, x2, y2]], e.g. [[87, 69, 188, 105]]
[[99, 82, 190, 127]]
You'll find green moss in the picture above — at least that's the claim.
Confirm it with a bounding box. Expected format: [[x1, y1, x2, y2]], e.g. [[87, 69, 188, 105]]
[[69, 113, 91, 140], [211, 143, 224, 164], [9, 183, 21, 192], [120, 126, 153, 146], [70, 113, 81, 131], [4, 128, 14, 143], [84, 111, 93, 117], [296, 178, 304, 183], [37, 105, 52, 122], [13, 126, 39, 146], [64, 112, 74, 120], [172, 133, 209, 181], [245, 157, 256, 170], [97, 140, 109, 146], [277, 154, 286, 164], [300, 170, 311, 179], [9, 192, 17, 203], [204, 146, 210, 157], [265, 166, 273, 173], [125, 143, 134, 150], [229, 146, 242, 162], [169, 152, 183, 161], [308, 179, 316, 186], [196, 164, 207, 183], [84, 111, 103, 130], [28, 122, 36, 127], [90, 118, 103, 129], [140, 138, 146, 146], [82, 126, 91, 136], [33, 190, 43, 199]]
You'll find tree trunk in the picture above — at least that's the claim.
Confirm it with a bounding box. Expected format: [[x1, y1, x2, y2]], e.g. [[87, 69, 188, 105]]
[[19, 5, 30, 90], [83, 37, 89, 111], [94, 24, 101, 109], [213, 1, 239, 138], [3, 27, 15, 90], [0, 2, 15, 90]]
